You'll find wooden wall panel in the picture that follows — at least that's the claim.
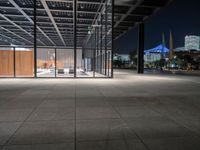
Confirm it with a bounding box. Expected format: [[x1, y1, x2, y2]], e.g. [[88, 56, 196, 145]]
[[0, 50, 14, 77], [15, 51, 34, 77]]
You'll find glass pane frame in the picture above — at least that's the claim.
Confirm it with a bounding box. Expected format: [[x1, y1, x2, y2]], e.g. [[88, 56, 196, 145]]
[[0, 0, 113, 78], [78, 0, 113, 78], [0, 47, 14, 77], [37, 48, 56, 77]]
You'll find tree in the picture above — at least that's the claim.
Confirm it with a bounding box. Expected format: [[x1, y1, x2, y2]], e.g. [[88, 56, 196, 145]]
[[113, 59, 122, 68], [129, 51, 137, 65]]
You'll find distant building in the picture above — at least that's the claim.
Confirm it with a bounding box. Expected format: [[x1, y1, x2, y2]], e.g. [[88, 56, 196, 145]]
[[144, 53, 162, 63], [185, 35, 200, 51], [113, 54, 130, 61], [113, 54, 131, 69], [144, 44, 169, 62], [174, 47, 186, 52]]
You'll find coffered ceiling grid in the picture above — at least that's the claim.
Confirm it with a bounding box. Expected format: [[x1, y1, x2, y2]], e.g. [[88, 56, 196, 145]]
[[0, 0, 173, 47]]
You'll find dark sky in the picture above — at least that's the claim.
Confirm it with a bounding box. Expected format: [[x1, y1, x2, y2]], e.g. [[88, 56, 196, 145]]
[[114, 0, 200, 54]]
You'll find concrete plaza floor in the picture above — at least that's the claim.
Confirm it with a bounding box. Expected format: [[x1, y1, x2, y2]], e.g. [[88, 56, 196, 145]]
[[0, 70, 200, 150]]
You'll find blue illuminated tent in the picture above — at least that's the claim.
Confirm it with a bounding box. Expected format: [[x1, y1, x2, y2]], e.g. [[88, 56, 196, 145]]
[[144, 44, 169, 54]]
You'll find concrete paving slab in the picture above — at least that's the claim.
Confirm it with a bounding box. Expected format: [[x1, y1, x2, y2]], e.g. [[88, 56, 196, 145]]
[[76, 119, 137, 141], [77, 139, 148, 150], [0, 70, 200, 149], [0, 122, 21, 145], [8, 121, 75, 145], [2, 143, 74, 150]]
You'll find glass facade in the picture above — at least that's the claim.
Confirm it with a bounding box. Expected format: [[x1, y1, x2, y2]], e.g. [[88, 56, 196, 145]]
[[76, 0, 113, 78], [37, 48, 55, 77], [0, 0, 113, 78], [185, 35, 200, 51], [56, 48, 74, 78]]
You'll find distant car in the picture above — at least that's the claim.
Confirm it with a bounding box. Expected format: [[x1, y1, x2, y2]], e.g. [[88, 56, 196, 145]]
[[58, 69, 64, 74], [69, 68, 74, 74]]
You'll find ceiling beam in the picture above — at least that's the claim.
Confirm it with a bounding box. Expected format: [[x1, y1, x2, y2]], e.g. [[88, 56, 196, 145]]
[[45, 0, 102, 5], [0, 33, 23, 45], [0, 20, 92, 26], [8, 0, 56, 46], [40, 0, 66, 46], [84, 0, 105, 47], [3, 14, 94, 21], [0, 45, 82, 49], [140, 5, 163, 8], [0, 6, 101, 15], [0, 26, 33, 44], [114, 0, 144, 28], [0, 13, 46, 45], [1, 25, 88, 30]]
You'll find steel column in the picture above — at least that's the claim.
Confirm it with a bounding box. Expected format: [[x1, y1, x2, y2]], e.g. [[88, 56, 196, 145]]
[[96, 27, 99, 73], [73, 0, 77, 78], [104, 2, 108, 76], [100, 14, 103, 74], [93, 28, 96, 77], [55, 48, 57, 77], [13, 47, 16, 77], [137, 22, 144, 74], [111, 0, 114, 78], [34, 0, 37, 77]]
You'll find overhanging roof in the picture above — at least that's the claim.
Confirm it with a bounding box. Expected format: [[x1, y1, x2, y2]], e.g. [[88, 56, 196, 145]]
[[0, 0, 173, 47], [114, 0, 173, 39]]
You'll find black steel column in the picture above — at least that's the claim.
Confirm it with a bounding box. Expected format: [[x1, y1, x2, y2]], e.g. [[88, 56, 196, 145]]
[[137, 22, 144, 74], [34, 0, 37, 77], [93, 29, 96, 77], [73, 0, 77, 78], [111, 0, 114, 78], [91, 35, 93, 73], [13, 47, 16, 77], [104, 2, 108, 76], [83, 48, 85, 72], [100, 14, 103, 74], [55, 48, 57, 77], [96, 27, 99, 73]]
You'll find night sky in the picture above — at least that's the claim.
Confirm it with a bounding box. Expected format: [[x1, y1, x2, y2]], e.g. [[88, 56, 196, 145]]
[[114, 0, 200, 54]]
